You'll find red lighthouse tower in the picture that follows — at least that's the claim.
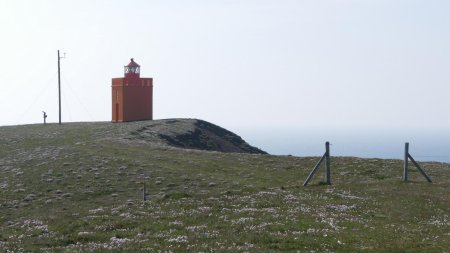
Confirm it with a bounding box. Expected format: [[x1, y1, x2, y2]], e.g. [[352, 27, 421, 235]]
[[112, 58, 153, 122]]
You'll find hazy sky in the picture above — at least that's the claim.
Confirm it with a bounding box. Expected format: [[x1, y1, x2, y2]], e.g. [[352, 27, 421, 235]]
[[1, 0, 450, 132]]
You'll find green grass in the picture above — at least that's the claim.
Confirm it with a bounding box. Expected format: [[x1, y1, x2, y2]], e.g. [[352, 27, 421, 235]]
[[1, 121, 449, 252]]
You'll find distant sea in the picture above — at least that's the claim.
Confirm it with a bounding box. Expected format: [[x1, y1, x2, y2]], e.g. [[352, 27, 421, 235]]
[[237, 128, 450, 163]]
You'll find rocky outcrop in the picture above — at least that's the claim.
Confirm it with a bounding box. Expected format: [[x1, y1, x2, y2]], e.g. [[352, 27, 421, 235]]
[[131, 119, 266, 154]]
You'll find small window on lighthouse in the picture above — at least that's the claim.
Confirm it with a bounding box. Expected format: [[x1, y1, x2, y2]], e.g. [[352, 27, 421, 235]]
[[131, 66, 140, 74]]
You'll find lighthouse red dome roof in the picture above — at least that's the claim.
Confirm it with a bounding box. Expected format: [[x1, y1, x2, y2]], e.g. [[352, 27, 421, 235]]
[[126, 58, 140, 67]]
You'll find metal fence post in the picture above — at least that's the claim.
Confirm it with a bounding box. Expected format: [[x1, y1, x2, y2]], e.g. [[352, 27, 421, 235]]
[[325, 141, 331, 185], [143, 181, 147, 201], [403, 142, 409, 181]]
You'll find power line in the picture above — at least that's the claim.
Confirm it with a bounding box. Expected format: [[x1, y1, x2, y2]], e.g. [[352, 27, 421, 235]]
[[61, 83, 72, 122], [62, 76, 95, 122], [16, 72, 58, 124]]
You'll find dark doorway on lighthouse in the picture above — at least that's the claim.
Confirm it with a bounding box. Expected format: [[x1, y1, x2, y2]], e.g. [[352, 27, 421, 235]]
[[115, 103, 119, 123]]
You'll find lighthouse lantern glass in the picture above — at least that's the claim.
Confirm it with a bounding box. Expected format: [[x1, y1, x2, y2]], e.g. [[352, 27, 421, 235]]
[[124, 66, 140, 74]]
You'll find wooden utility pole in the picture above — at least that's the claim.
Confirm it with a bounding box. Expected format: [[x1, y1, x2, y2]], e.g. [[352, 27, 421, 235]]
[[57, 50, 65, 125], [57, 50, 61, 124]]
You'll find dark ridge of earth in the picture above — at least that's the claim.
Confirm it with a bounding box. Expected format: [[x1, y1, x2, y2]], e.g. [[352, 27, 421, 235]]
[[131, 118, 267, 154]]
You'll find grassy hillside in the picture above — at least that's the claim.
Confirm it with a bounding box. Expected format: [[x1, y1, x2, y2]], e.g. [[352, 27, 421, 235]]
[[1, 120, 449, 252]]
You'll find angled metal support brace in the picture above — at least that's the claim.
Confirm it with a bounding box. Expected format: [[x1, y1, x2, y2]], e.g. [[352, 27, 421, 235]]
[[403, 142, 432, 183], [304, 142, 331, 186]]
